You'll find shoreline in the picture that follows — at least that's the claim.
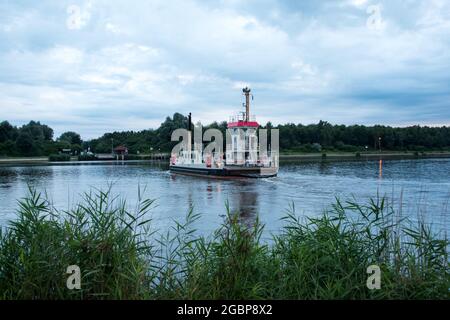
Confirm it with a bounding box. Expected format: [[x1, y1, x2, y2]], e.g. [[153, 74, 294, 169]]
[[1, 151, 450, 166], [280, 151, 450, 161]]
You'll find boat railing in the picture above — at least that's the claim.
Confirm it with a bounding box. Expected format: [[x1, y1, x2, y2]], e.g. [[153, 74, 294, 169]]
[[258, 151, 278, 168], [172, 150, 278, 168], [224, 150, 279, 168], [171, 150, 225, 168], [229, 114, 257, 123], [203, 152, 224, 168]]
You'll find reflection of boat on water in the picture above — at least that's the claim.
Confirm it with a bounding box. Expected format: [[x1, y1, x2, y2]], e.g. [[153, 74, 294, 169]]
[[169, 87, 278, 178]]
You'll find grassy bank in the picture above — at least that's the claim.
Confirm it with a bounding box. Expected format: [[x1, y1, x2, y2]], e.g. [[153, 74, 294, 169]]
[[0, 154, 169, 165], [0, 188, 448, 300], [280, 150, 450, 160]]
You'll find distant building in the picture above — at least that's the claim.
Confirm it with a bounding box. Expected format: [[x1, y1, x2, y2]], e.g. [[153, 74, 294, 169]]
[[113, 146, 128, 155]]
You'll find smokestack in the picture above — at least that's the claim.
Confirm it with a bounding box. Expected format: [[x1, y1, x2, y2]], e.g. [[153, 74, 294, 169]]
[[188, 112, 192, 131]]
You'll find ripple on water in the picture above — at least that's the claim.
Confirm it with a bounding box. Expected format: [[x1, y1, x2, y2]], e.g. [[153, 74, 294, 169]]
[[0, 158, 449, 236]]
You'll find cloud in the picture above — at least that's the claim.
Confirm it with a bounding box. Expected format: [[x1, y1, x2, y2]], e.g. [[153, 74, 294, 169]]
[[0, 0, 449, 139]]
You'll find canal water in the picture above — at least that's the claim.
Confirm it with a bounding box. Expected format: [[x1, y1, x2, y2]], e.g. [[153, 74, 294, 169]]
[[0, 158, 449, 237]]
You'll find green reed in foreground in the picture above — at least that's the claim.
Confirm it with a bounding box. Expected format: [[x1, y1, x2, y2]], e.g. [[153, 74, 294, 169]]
[[0, 187, 448, 300]]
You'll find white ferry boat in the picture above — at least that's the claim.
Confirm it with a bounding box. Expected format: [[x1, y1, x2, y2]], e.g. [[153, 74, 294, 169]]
[[169, 87, 278, 178]]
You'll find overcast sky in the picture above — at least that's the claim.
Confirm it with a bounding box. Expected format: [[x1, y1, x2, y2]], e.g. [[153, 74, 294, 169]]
[[0, 0, 449, 139]]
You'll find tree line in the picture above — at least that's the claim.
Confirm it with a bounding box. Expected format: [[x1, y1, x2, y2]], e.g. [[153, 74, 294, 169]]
[[276, 120, 450, 153], [0, 121, 81, 156], [1, 114, 449, 157]]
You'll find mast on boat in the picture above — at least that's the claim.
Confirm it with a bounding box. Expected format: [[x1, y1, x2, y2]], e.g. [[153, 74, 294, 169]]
[[243, 87, 251, 122]]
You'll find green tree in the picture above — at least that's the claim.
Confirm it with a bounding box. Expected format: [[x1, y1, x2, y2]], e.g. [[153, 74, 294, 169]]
[[58, 131, 82, 145], [0, 121, 18, 143], [20, 121, 53, 141], [16, 132, 36, 156], [0, 140, 16, 156]]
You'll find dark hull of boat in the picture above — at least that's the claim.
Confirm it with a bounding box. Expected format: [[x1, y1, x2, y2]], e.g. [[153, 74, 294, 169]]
[[169, 165, 277, 178]]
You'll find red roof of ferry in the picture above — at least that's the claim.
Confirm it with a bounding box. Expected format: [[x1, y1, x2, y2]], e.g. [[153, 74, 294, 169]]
[[227, 121, 259, 128]]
